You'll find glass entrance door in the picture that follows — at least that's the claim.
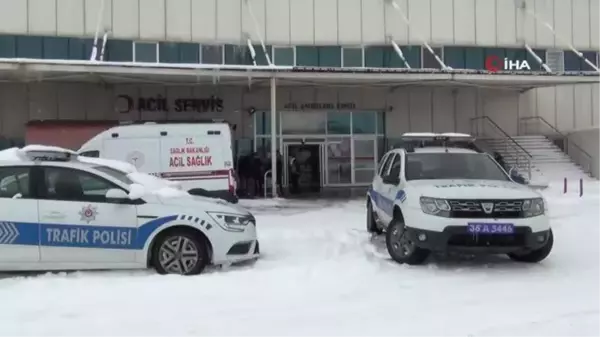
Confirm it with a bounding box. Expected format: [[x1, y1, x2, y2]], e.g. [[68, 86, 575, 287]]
[[353, 137, 377, 184], [283, 141, 325, 195]]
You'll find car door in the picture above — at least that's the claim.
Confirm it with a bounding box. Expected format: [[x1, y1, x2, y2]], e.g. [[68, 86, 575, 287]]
[[379, 154, 403, 224], [38, 165, 139, 264], [0, 165, 40, 264]]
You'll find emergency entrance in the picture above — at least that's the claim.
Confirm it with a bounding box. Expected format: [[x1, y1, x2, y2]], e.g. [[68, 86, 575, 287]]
[[254, 110, 386, 189]]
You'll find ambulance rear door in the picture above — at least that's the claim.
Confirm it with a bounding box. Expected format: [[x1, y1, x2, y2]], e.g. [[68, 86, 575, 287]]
[[158, 131, 230, 192]]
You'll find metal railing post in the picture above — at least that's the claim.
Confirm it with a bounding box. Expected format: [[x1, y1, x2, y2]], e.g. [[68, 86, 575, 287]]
[[263, 170, 272, 198]]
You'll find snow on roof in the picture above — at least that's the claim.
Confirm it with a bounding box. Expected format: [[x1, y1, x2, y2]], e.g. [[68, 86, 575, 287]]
[[0, 147, 23, 161], [21, 144, 78, 155]]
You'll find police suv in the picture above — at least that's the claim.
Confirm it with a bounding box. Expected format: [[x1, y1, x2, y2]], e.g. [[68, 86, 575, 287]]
[[0, 145, 259, 275], [367, 133, 553, 265]]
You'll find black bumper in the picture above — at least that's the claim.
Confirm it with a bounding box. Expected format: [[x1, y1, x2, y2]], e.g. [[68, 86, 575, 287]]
[[405, 226, 551, 254]]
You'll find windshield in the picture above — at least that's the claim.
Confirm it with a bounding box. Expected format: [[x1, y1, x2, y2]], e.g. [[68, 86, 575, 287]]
[[405, 152, 510, 181], [93, 165, 135, 185]]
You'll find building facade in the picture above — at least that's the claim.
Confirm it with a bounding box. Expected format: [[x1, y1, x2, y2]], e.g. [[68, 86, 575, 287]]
[[0, 0, 598, 188]]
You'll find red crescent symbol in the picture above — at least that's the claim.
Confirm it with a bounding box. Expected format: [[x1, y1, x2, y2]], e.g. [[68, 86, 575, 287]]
[[485, 55, 502, 72]]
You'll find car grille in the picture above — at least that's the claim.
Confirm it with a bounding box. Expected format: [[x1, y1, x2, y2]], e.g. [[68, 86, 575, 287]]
[[448, 199, 524, 219]]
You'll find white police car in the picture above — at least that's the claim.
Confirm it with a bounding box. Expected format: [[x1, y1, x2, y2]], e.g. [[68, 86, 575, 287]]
[[0, 145, 259, 275], [367, 133, 552, 265]]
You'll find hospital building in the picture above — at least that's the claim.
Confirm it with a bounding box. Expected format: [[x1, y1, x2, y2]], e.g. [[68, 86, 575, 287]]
[[0, 0, 598, 189]]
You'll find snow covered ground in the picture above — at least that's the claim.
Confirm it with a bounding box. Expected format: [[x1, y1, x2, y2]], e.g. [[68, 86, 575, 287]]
[[0, 181, 598, 336]]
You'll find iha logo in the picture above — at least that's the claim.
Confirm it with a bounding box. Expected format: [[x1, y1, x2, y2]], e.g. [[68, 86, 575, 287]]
[[485, 55, 531, 72]]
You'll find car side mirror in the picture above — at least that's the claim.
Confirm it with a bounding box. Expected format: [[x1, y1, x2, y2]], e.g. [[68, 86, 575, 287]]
[[382, 175, 400, 185], [105, 188, 129, 202]]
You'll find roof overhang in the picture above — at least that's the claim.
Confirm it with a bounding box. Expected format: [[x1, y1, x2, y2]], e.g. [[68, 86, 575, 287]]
[[0, 58, 598, 91]]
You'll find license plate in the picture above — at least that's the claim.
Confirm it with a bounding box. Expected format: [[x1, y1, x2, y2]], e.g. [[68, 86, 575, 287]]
[[467, 223, 515, 234]]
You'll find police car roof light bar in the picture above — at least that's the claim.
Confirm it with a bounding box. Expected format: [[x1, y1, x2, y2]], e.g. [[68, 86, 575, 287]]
[[19, 145, 79, 162], [398, 132, 479, 152]]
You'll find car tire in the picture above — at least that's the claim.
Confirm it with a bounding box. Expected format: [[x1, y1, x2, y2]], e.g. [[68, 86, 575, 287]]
[[151, 229, 209, 275], [367, 200, 383, 235], [385, 216, 430, 265], [507, 229, 554, 263]]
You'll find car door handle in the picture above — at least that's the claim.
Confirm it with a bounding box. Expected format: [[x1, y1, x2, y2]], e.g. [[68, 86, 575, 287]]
[[44, 211, 66, 219]]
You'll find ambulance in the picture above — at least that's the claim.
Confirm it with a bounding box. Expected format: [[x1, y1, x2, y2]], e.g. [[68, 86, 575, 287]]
[[78, 122, 238, 203]]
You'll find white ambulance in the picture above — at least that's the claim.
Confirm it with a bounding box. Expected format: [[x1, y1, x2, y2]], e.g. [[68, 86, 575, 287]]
[[78, 122, 238, 203]]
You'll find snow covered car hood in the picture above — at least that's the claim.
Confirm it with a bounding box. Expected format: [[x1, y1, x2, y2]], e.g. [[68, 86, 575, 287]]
[[405, 179, 541, 199], [156, 194, 251, 216]]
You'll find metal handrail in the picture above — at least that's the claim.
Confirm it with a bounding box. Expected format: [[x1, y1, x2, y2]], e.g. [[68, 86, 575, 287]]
[[263, 170, 272, 198], [519, 116, 593, 173], [471, 116, 532, 157], [470, 116, 533, 180]]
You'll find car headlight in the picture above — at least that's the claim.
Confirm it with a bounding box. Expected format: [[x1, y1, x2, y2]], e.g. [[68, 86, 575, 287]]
[[420, 197, 451, 217], [522, 198, 544, 217], [206, 212, 254, 232]]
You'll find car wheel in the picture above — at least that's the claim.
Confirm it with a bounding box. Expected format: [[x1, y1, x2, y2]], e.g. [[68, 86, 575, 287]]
[[508, 229, 554, 263], [152, 230, 208, 275], [367, 200, 383, 235], [385, 217, 430, 265]]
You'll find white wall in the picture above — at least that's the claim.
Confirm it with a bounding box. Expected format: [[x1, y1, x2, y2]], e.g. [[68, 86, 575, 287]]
[[0, 82, 597, 141], [567, 127, 599, 178], [0, 0, 597, 49]]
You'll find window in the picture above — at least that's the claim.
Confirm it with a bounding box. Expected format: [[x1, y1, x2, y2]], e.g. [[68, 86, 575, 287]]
[[387, 154, 401, 178], [273, 46, 294, 66], [134, 42, 158, 63], [224, 44, 248, 65], [342, 47, 363, 67], [365, 46, 385, 67], [327, 111, 351, 134], [464, 47, 485, 70], [296, 46, 319, 66], [159, 42, 201, 64], [43, 167, 124, 203], [377, 153, 390, 176], [399, 46, 421, 68], [318, 46, 342, 67], [525, 48, 545, 71], [405, 153, 509, 181], [0, 35, 16, 57], [106, 40, 133, 62], [381, 153, 396, 176], [16, 36, 43, 59], [68, 38, 87, 60], [383, 46, 404, 68], [201, 45, 223, 64], [565, 50, 598, 71], [42, 37, 69, 60], [422, 47, 443, 69], [444, 46, 465, 69], [252, 45, 272, 66], [352, 111, 376, 134], [0, 167, 31, 198]]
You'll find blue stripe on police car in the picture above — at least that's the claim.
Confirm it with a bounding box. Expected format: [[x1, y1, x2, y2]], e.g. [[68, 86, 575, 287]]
[[0, 215, 179, 250]]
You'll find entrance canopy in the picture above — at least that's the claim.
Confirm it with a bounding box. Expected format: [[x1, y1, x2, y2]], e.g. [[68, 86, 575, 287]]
[[0, 58, 598, 91]]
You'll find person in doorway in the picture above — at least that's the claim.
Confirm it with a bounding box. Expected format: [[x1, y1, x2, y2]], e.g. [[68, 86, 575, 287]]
[[275, 150, 284, 196], [288, 150, 300, 195], [248, 152, 262, 197]]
